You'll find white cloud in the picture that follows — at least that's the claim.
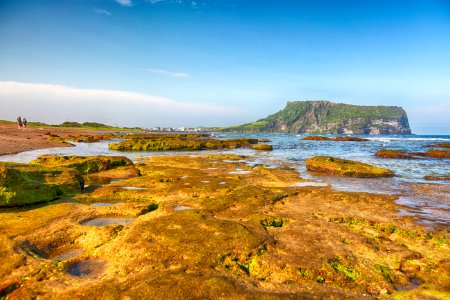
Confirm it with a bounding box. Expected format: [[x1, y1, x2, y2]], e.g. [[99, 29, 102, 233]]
[[146, 68, 191, 78], [94, 9, 112, 16], [115, 0, 132, 7], [0, 81, 243, 127]]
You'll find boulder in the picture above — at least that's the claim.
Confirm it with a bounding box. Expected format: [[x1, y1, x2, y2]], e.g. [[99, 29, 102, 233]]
[[0, 162, 83, 207], [306, 156, 395, 178]]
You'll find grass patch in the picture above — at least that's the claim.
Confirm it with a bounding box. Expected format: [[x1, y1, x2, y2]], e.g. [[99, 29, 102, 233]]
[[328, 256, 359, 281]]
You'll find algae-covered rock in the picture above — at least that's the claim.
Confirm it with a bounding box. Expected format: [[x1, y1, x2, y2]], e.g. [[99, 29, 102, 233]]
[[31, 155, 134, 174], [424, 175, 450, 181], [251, 144, 273, 151], [425, 143, 450, 149], [424, 149, 450, 158], [375, 149, 413, 159], [302, 136, 331, 141], [306, 156, 395, 178], [0, 162, 83, 207], [109, 138, 258, 151]]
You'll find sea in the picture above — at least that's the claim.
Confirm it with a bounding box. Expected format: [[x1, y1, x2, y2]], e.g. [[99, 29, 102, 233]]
[[1, 133, 449, 230]]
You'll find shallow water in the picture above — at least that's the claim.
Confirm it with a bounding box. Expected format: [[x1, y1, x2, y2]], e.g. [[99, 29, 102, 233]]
[[120, 186, 147, 190], [68, 258, 106, 278], [290, 182, 329, 187], [81, 218, 134, 226], [229, 170, 251, 175], [1, 133, 449, 228], [173, 205, 193, 211], [51, 248, 83, 261]]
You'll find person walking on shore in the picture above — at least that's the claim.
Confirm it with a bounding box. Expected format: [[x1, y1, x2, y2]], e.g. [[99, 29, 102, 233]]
[[23, 118, 28, 129], [17, 116, 23, 129]]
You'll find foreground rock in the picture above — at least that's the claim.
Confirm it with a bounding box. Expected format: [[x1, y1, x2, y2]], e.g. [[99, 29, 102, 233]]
[[0, 162, 83, 207], [302, 136, 369, 142], [306, 156, 395, 177], [0, 155, 447, 299], [31, 155, 134, 174]]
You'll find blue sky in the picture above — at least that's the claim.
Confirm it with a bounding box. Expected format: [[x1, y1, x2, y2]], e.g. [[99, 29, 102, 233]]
[[0, 0, 449, 133]]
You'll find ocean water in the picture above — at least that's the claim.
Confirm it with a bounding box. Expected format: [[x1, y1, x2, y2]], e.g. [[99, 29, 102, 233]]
[[1, 133, 449, 229]]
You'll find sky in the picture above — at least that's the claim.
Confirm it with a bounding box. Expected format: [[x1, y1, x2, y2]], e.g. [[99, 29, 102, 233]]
[[0, 0, 449, 133]]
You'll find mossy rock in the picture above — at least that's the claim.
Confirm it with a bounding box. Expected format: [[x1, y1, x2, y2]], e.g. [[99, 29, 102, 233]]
[[31, 155, 134, 174], [302, 136, 331, 141], [375, 149, 413, 159], [424, 150, 450, 158], [426, 143, 450, 149], [0, 162, 83, 207], [108, 138, 258, 152], [306, 156, 395, 178], [251, 144, 273, 151]]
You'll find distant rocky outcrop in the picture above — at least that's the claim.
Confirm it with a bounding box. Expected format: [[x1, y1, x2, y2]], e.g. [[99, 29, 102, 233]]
[[223, 101, 411, 134]]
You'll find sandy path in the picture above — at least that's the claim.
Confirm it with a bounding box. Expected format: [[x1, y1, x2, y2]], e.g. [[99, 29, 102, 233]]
[[0, 123, 126, 156]]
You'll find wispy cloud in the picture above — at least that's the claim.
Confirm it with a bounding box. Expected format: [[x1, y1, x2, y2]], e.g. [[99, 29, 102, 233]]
[[0, 81, 243, 127], [115, 0, 133, 7], [146, 68, 191, 78], [94, 8, 112, 16], [147, 0, 197, 5]]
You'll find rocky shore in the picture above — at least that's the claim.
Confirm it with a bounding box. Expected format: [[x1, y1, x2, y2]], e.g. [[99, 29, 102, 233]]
[[0, 132, 449, 299]]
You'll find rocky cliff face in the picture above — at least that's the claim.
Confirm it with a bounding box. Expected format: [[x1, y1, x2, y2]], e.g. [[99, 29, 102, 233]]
[[224, 101, 411, 134]]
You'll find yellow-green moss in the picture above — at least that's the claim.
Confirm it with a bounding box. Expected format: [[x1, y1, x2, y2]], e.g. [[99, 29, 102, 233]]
[[0, 162, 83, 207]]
